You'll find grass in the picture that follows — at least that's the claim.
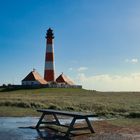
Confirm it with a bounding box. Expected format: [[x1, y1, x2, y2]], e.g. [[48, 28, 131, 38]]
[[0, 106, 39, 117], [0, 87, 140, 117], [107, 118, 140, 127]]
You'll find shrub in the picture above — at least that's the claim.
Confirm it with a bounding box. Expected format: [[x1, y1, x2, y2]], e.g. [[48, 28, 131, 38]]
[[127, 112, 140, 118], [48, 103, 61, 110], [65, 106, 75, 111]]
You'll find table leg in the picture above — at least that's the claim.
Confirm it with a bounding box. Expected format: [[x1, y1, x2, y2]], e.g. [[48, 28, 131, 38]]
[[52, 113, 60, 125], [65, 117, 76, 137], [36, 113, 45, 129], [85, 117, 95, 133]]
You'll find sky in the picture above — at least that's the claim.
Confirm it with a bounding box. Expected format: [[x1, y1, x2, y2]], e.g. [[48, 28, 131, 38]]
[[1, 0, 140, 91]]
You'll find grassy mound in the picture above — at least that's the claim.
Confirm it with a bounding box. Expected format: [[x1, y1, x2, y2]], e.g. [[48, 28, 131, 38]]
[[0, 88, 140, 117]]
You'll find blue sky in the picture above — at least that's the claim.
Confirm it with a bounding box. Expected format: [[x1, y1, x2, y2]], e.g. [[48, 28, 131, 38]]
[[1, 0, 140, 91]]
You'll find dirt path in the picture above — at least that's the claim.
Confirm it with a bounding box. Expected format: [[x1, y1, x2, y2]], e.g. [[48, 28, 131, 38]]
[[71, 121, 140, 140]]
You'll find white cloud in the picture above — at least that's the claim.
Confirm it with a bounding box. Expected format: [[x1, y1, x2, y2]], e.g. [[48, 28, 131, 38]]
[[77, 67, 88, 72], [125, 58, 138, 64], [131, 58, 138, 63], [75, 73, 140, 91]]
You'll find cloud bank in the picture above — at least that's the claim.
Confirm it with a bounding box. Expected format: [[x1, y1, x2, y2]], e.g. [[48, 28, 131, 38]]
[[76, 73, 140, 91]]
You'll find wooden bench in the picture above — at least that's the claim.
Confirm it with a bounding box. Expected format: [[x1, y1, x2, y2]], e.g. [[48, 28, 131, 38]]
[[36, 109, 95, 136]]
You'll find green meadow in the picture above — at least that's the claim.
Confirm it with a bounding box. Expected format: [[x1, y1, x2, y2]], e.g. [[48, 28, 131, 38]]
[[0, 87, 140, 118]]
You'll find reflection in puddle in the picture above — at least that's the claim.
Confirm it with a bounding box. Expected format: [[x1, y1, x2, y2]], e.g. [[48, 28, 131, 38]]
[[0, 117, 39, 140]]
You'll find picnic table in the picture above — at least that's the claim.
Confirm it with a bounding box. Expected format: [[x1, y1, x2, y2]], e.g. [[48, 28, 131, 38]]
[[35, 109, 95, 136]]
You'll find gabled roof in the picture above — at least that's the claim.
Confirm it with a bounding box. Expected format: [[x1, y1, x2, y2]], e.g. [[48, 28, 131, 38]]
[[56, 73, 74, 85], [22, 70, 47, 84]]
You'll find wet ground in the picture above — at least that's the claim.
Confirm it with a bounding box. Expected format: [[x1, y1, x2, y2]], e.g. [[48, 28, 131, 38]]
[[0, 117, 140, 140], [0, 117, 99, 140], [0, 117, 39, 140]]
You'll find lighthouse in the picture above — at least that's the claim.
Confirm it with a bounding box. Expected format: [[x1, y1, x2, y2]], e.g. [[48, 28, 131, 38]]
[[44, 28, 55, 82], [21, 28, 82, 88]]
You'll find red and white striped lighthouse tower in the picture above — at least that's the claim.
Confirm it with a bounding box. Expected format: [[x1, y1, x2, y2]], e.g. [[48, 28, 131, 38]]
[[44, 28, 55, 82]]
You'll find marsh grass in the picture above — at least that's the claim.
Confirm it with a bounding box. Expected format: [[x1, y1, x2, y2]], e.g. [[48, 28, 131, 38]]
[[107, 118, 140, 126], [0, 88, 140, 117], [0, 106, 39, 117]]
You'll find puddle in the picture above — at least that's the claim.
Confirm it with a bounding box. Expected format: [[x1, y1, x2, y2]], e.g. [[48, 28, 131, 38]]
[[0, 117, 39, 140], [58, 116, 102, 124], [0, 117, 101, 140]]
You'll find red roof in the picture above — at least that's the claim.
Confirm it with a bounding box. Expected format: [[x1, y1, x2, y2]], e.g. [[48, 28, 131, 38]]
[[22, 70, 47, 84], [56, 73, 74, 85]]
